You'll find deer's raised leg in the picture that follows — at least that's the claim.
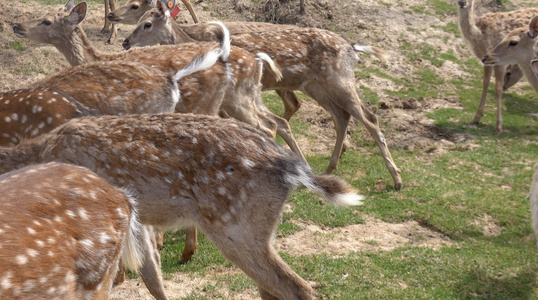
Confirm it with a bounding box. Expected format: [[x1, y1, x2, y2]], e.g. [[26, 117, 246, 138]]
[[276, 90, 302, 121]]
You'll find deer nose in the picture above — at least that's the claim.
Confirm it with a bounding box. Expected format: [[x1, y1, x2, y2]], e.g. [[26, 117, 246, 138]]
[[458, 0, 466, 8], [481, 56, 489, 64], [106, 12, 115, 21], [122, 39, 131, 50], [12, 23, 21, 31]]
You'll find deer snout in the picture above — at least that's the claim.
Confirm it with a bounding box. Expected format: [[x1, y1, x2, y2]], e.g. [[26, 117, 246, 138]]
[[107, 12, 120, 23], [122, 39, 132, 50], [458, 0, 467, 8], [481, 55, 496, 65], [12, 23, 25, 37]]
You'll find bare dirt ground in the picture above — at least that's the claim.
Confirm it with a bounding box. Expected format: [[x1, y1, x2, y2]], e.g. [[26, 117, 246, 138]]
[[0, 0, 526, 298]]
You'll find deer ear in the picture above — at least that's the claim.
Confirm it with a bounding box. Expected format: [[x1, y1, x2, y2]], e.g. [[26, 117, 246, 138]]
[[156, 0, 170, 20], [529, 15, 538, 38], [64, 0, 76, 12], [67, 2, 87, 26]]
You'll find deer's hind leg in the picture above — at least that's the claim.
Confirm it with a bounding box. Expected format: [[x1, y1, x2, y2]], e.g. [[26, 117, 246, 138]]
[[197, 193, 314, 300]]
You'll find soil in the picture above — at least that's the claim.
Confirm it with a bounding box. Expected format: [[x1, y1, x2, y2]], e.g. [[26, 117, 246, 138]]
[[0, 0, 528, 298]]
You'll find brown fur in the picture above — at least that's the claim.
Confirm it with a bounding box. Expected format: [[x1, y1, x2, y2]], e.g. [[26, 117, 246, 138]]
[[0, 162, 142, 299]]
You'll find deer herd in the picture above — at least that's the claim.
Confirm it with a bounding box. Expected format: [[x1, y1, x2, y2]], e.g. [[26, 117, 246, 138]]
[[1, 0, 537, 299]]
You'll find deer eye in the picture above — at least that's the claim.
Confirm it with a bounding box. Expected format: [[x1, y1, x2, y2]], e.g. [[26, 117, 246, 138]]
[[130, 4, 139, 10], [144, 22, 152, 29], [509, 40, 518, 46], [41, 19, 52, 26]]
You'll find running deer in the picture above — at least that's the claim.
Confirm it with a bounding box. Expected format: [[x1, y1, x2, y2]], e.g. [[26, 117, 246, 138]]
[[0, 162, 143, 299], [122, 2, 402, 190], [11, 2, 305, 164], [482, 16, 538, 93], [0, 113, 364, 300], [0, 89, 91, 147], [458, 0, 538, 134], [530, 162, 538, 246]]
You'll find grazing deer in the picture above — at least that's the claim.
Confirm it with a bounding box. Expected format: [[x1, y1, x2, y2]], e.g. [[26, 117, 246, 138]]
[[0, 89, 91, 147], [482, 16, 538, 93], [530, 162, 538, 246], [458, 0, 538, 134], [0, 113, 364, 300], [0, 162, 143, 299], [11, 2, 305, 163], [122, 2, 402, 190]]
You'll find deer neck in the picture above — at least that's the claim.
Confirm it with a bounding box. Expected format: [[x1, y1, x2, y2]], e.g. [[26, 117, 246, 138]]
[[0, 141, 44, 174], [57, 27, 112, 66], [517, 43, 538, 92], [171, 22, 197, 44], [458, 2, 485, 56]]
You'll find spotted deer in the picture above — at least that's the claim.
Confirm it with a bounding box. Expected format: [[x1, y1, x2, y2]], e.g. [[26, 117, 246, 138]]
[[108, 0, 302, 122], [0, 162, 144, 299], [458, 0, 538, 134], [11, 2, 305, 164], [0, 113, 364, 300], [0, 89, 91, 147], [122, 2, 402, 190], [482, 16, 538, 93]]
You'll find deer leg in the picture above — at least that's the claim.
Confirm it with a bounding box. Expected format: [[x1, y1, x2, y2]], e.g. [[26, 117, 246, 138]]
[[102, 0, 111, 34], [199, 213, 314, 299], [472, 66, 493, 125], [493, 65, 506, 135], [113, 260, 126, 285], [181, 0, 200, 23], [503, 64, 524, 91], [180, 227, 198, 263], [139, 225, 168, 300], [106, 0, 118, 43], [304, 83, 402, 190], [276, 90, 302, 121]]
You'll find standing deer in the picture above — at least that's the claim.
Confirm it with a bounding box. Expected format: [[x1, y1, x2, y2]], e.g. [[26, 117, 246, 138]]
[[11, 2, 305, 164], [0, 89, 91, 147], [458, 0, 538, 134], [482, 16, 538, 93], [122, 2, 402, 190], [0, 113, 364, 300], [0, 162, 143, 299]]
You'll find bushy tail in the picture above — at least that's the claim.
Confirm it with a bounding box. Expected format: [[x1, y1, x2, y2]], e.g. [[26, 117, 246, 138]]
[[285, 163, 364, 207], [121, 195, 144, 272], [256, 52, 283, 82], [208, 21, 231, 62], [352, 44, 389, 62], [172, 48, 224, 82]]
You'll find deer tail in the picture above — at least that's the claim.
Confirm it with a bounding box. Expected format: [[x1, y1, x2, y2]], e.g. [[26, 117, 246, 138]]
[[352, 44, 389, 62], [172, 48, 223, 82], [121, 194, 144, 272], [256, 52, 283, 82], [285, 162, 364, 207], [208, 21, 230, 62]]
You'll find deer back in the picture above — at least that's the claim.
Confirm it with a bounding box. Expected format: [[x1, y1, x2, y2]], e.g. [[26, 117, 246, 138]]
[[0, 89, 89, 147], [0, 162, 140, 299]]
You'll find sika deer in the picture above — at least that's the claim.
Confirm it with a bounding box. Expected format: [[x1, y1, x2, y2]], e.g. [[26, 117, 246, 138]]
[[0, 113, 364, 300], [123, 2, 402, 190], [482, 16, 538, 93], [458, 0, 538, 134], [0, 89, 91, 147], [0, 162, 143, 299], [12, 2, 305, 163]]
